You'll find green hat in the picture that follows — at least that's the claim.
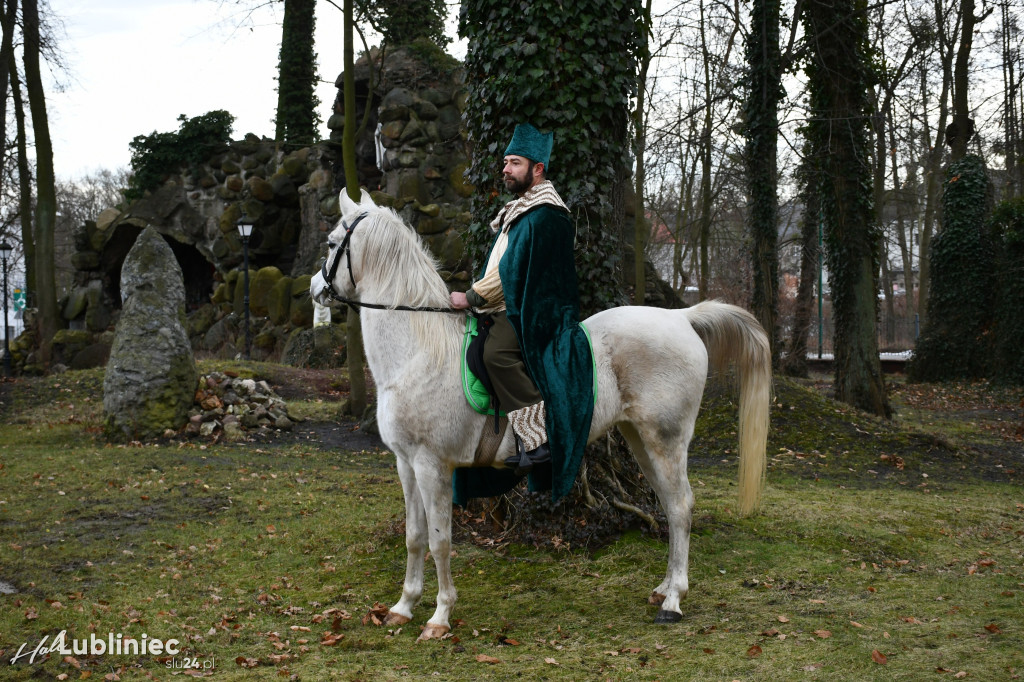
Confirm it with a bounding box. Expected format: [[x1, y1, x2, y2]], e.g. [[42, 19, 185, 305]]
[[504, 123, 553, 167]]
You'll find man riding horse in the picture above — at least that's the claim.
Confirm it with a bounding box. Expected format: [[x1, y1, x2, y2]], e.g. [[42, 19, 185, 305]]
[[450, 123, 594, 492]]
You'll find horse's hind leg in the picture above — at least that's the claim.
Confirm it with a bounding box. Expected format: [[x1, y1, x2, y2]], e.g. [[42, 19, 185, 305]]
[[618, 421, 695, 623], [386, 456, 427, 626]]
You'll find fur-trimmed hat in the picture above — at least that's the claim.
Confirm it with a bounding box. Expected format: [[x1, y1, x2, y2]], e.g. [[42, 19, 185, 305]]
[[504, 123, 553, 167]]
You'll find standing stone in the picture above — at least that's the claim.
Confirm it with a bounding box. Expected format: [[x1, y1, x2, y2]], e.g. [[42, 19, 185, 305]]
[[103, 227, 198, 441]]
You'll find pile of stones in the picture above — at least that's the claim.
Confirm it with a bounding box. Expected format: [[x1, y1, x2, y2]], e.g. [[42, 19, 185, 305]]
[[185, 371, 302, 441]]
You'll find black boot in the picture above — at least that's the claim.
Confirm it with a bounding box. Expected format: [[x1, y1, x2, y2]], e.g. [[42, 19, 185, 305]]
[[506, 435, 551, 476]]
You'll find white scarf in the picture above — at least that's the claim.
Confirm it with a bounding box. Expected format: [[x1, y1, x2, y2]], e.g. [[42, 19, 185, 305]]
[[489, 180, 569, 233]]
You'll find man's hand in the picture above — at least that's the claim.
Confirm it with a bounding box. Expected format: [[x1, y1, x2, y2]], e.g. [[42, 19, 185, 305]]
[[450, 291, 470, 310]]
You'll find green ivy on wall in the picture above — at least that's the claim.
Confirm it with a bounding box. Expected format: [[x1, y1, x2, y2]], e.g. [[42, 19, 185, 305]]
[[458, 0, 643, 315], [127, 111, 235, 202]]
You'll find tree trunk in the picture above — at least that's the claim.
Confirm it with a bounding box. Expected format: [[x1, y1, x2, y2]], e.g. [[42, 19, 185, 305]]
[[744, 0, 781, 362], [802, 0, 890, 417], [948, 0, 976, 162], [917, 8, 955, 325], [0, 0, 17, 167], [781, 155, 820, 378], [275, 0, 319, 149], [22, 0, 58, 365], [632, 0, 653, 304], [342, 0, 367, 417], [9, 50, 34, 309], [698, 0, 713, 300]]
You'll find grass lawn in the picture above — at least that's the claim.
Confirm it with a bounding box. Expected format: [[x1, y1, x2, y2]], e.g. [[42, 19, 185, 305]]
[[1, 366, 1021, 680]]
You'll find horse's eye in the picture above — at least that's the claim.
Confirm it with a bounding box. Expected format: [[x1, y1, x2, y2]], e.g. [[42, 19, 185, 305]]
[[327, 242, 337, 251]]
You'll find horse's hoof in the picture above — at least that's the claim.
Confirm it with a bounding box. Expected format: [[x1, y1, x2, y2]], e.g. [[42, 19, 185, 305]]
[[654, 609, 683, 624], [648, 592, 666, 606], [416, 623, 451, 641], [384, 611, 411, 626]]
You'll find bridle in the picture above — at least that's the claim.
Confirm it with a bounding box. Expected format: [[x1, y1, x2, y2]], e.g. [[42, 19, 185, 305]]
[[319, 211, 462, 314]]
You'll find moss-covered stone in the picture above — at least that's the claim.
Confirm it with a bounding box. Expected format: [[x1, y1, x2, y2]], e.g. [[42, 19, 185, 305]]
[[289, 274, 314, 327], [71, 251, 101, 271], [63, 287, 90, 321], [220, 203, 242, 234], [52, 329, 95, 366], [248, 176, 275, 201], [232, 269, 258, 317], [268, 276, 294, 325], [449, 163, 475, 198]]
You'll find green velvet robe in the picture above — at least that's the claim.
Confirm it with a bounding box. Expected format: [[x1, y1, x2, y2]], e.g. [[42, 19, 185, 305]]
[[453, 204, 594, 503]]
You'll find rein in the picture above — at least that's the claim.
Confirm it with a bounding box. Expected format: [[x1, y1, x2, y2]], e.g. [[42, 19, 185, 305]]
[[320, 211, 463, 315]]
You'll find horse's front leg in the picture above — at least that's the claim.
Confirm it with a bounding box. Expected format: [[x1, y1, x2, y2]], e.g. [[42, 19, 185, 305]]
[[386, 456, 427, 626], [412, 456, 456, 641]]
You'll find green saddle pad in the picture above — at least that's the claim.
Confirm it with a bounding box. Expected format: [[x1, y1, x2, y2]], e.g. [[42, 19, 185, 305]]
[[460, 316, 596, 416]]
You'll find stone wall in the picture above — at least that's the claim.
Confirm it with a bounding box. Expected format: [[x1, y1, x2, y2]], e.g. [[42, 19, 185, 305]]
[[9, 44, 476, 374]]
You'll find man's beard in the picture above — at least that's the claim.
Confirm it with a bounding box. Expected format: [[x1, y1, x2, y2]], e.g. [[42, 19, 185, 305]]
[[503, 162, 535, 195]]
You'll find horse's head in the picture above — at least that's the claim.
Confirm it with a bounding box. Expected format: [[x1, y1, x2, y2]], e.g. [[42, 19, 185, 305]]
[[310, 189, 375, 306]]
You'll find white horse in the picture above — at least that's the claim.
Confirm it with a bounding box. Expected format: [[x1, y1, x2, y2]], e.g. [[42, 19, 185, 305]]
[[309, 190, 771, 640]]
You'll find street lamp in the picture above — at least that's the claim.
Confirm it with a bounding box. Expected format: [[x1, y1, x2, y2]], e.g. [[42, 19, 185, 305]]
[[0, 241, 11, 377], [236, 218, 254, 361]]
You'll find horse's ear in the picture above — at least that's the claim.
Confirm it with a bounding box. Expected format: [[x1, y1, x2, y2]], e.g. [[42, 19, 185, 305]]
[[339, 189, 360, 216], [360, 188, 373, 206]]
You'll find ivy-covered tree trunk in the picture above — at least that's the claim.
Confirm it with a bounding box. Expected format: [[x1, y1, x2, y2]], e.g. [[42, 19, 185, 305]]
[[908, 155, 994, 381], [459, 0, 640, 316], [342, 0, 367, 418], [275, 0, 320, 149], [802, 0, 890, 417], [459, 0, 656, 531], [989, 197, 1024, 382], [22, 0, 59, 365], [744, 0, 781, 363]]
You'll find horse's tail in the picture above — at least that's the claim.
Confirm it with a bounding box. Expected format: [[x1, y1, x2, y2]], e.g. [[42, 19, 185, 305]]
[[684, 300, 772, 515]]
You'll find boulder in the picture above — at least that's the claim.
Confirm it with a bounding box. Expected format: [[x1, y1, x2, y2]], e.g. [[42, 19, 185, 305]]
[[51, 329, 95, 366], [103, 227, 197, 441], [250, 266, 284, 317], [268, 276, 294, 325], [289, 275, 314, 327], [281, 325, 346, 368]]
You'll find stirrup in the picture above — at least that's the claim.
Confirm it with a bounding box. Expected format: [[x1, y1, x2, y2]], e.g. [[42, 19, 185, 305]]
[[505, 434, 551, 476]]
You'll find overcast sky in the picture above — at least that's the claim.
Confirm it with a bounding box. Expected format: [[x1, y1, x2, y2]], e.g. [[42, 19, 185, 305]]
[[46, 0, 348, 179]]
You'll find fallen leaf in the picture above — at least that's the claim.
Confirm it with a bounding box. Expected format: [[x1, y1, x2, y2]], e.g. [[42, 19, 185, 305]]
[[320, 632, 344, 646], [235, 656, 259, 668], [544, 657, 558, 665], [850, 621, 863, 628], [984, 623, 1001, 634], [63, 656, 82, 669], [954, 672, 968, 679], [803, 663, 824, 671], [871, 649, 888, 665], [475, 654, 500, 664], [777, 615, 790, 623], [747, 644, 763, 658], [813, 629, 832, 638], [702, 648, 715, 654], [362, 602, 390, 627]]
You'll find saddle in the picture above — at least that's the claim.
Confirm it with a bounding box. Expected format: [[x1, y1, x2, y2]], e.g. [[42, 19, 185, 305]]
[[461, 314, 505, 418], [460, 314, 598, 419]]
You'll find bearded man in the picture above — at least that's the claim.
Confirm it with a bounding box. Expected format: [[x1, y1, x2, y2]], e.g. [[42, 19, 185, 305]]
[[451, 123, 594, 500]]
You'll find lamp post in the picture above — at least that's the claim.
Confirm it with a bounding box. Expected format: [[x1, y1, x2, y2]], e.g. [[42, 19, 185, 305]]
[[0, 241, 11, 377], [236, 218, 254, 360]]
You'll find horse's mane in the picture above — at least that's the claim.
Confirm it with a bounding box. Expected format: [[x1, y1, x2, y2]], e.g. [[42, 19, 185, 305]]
[[351, 204, 463, 366]]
